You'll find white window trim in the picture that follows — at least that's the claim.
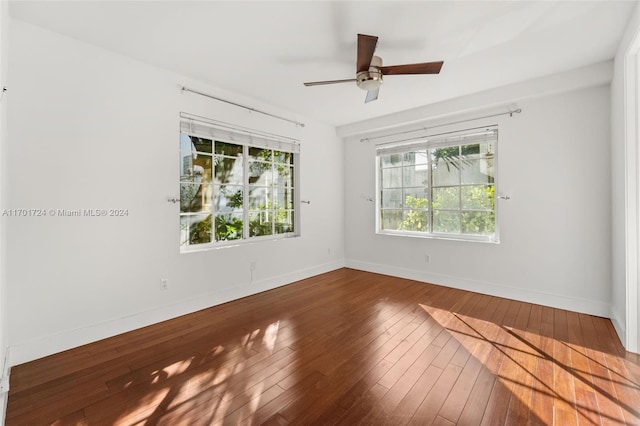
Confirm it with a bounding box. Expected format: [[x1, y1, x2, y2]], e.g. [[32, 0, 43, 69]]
[[376, 126, 499, 243], [179, 120, 300, 253]]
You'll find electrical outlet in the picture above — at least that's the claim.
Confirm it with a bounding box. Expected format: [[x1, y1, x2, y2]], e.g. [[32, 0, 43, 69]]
[[250, 261, 256, 271], [160, 278, 168, 290], [425, 254, 431, 263]]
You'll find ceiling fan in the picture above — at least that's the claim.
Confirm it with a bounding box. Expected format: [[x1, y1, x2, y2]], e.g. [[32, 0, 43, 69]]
[[303, 34, 444, 103]]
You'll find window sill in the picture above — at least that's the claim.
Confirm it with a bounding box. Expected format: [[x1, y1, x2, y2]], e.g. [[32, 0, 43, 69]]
[[376, 229, 499, 244], [180, 233, 299, 254]]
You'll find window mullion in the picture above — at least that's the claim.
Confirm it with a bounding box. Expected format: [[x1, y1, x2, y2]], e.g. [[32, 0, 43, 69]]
[[427, 148, 433, 234], [458, 146, 463, 233], [400, 157, 405, 230], [267, 157, 276, 235], [212, 150, 217, 243], [243, 144, 249, 240]]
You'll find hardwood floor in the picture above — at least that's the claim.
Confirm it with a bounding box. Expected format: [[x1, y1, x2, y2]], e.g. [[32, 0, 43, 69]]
[[6, 268, 640, 425]]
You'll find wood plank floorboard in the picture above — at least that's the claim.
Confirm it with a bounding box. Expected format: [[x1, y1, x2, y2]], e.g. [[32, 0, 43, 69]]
[[6, 268, 640, 425]]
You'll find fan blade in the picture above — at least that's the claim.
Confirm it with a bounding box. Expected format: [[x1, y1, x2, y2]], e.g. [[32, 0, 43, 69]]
[[303, 78, 357, 86], [364, 88, 379, 103], [357, 34, 378, 73], [380, 61, 444, 75]]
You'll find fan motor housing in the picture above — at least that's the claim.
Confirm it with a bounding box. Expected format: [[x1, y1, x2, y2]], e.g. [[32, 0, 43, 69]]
[[356, 55, 383, 91]]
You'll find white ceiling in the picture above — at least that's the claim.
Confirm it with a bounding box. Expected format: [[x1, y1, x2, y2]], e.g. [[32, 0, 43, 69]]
[[9, 1, 638, 127]]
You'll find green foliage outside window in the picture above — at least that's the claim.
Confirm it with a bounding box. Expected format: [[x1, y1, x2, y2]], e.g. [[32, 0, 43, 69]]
[[398, 185, 495, 234], [215, 215, 243, 241], [249, 200, 294, 237], [187, 215, 211, 245], [183, 214, 244, 243], [380, 135, 497, 239], [402, 196, 429, 232]]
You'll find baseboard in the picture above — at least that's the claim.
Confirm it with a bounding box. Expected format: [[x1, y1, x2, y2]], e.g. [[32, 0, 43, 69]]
[[9, 259, 346, 366], [609, 308, 626, 348], [346, 259, 611, 318]]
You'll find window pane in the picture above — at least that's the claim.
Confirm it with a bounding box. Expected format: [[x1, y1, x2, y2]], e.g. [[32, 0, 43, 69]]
[[460, 142, 494, 183], [275, 210, 294, 234], [461, 158, 494, 184], [215, 157, 243, 185], [180, 134, 211, 181], [433, 210, 461, 233], [249, 186, 268, 210], [462, 211, 495, 234], [180, 183, 212, 213], [249, 146, 272, 162], [286, 167, 295, 188], [249, 211, 272, 237], [181, 214, 212, 246], [432, 145, 459, 161], [460, 143, 480, 156], [190, 136, 213, 154], [276, 165, 293, 186], [273, 187, 294, 209], [215, 141, 243, 157], [432, 187, 460, 209], [403, 150, 428, 166], [381, 209, 403, 230], [403, 188, 429, 208], [381, 189, 402, 208], [382, 167, 402, 188], [462, 142, 492, 157], [461, 185, 494, 210], [381, 153, 402, 167], [181, 152, 213, 183], [403, 164, 428, 187], [432, 162, 460, 187], [403, 210, 429, 232], [249, 161, 272, 185], [215, 214, 243, 241], [274, 151, 293, 165], [431, 146, 461, 187], [403, 152, 415, 165], [181, 150, 195, 181], [215, 185, 243, 213], [192, 155, 213, 184]]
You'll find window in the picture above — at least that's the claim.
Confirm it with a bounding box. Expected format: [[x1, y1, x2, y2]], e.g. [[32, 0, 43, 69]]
[[179, 120, 298, 251], [377, 126, 497, 242]]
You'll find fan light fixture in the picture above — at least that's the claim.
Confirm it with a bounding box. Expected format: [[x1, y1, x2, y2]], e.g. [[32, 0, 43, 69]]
[[356, 56, 383, 91]]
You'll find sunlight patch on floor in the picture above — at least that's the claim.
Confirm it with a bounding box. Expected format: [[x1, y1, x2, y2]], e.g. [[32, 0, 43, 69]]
[[419, 302, 640, 425], [114, 387, 171, 425], [262, 321, 280, 353]]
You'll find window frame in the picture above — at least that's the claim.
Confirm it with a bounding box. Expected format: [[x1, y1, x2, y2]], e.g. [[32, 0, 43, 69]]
[[376, 126, 499, 243], [179, 125, 300, 253]]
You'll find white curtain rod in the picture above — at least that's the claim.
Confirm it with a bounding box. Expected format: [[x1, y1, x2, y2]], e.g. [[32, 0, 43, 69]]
[[181, 86, 305, 128], [360, 108, 522, 143]]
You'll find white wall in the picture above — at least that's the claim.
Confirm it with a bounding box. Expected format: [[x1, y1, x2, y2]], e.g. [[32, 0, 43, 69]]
[[344, 80, 612, 317], [611, 1, 640, 352], [0, 0, 9, 421], [5, 19, 345, 365]]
